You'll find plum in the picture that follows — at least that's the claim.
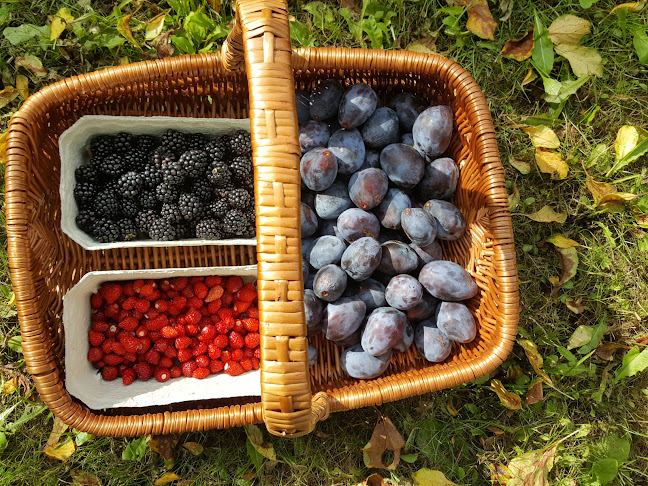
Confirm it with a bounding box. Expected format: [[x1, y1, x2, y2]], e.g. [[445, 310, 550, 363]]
[[412, 105, 453, 158], [401, 208, 437, 246], [385, 274, 423, 311], [299, 121, 331, 153], [361, 307, 407, 356], [375, 189, 411, 230], [423, 199, 466, 241], [414, 319, 452, 362], [377, 240, 419, 275], [304, 289, 324, 336], [310, 79, 344, 121], [338, 83, 378, 129], [308, 344, 317, 367], [301, 202, 318, 238], [417, 157, 459, 201], [300, 147, 337, 191], [313, 264, 348, 302], [322, 297, 366, 341], [418, 260, 478, 301], [346, 278, 386, 312], [328, 128, 366, 175], [341, 344, 391, 379], [393, 321, 415, 353], [295, 89, 311, 125], [380, 143, 425, 188], [436, 302, 477, 343], [389, 92, 428, 132], [309, 235, 346, 269], [341, 236, 382, 281], [348, 168, 389, 210], [361, 107, 400, 149], [337, 208, 380, 242], [405, 293, 439, 323], [315, 181, 353, 220]]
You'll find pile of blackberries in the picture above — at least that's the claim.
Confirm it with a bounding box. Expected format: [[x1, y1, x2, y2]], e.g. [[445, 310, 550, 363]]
[[73, 129, 256, 243]]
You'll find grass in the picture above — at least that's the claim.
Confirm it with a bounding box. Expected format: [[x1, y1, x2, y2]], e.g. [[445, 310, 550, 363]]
[[1, 0, 648, 485]]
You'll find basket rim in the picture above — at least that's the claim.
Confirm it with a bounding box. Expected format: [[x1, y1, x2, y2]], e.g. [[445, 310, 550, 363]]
[[5, 47, 519, 436]]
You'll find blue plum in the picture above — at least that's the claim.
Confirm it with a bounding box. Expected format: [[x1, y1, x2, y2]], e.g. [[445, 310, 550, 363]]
[[377, 240, 419, 275], [341, 344, 391, 380], [313, 264, 348, 302], [392, 321, 414, 353], [337, 208, 380, 242], [401, 208, 437, 246], [328, 128, 366, 175], [338, 83, 378, 129], [436, 302, 477, 343], [301, 202, 319, 238], [361, 307, 407, 356], [418, 260, 478, 301], [385, 274, 423, 311], [389, 92, 428, 132], [416, 157, 459, 201], [299, 121, 331, 153], [314, 181, 353, 220], [379, 143, 425, 188], [375, 188, 411, 230], [405, 293, 439, 323], [361, 107, 400, 149], [423, 199, 466, 241], [348, 168, 389, 210], [322, 297, 366, 341], [308, 235, 346, 269], [341, 236, 382, 281], [308, 344, 317, 367], [295, 89, 312, 125], [300, 147, 337, 191], [347, 278, 386, 312], [413, 105, 453, 158], [310, 79, 344, 121], [414, 319, 452, 362], [304, 289, 324, 337]]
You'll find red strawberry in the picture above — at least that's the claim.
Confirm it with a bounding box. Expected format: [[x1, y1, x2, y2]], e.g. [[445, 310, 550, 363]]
[[254, 347, 261, 359], [154, 300, 169, 313], [225, 276, 244, 294], [187, 297, 203, 309], [133, 279, 145, 293], [237, 284, 257, 302], [91, 293, 104, 309], [101, 365, 119, 381], [185, 323, 200, 336], [246, 306, 259, 319], [232, 319, 245, 334], [251, 357, 260, 370], [112, 342, 126, 355], [135, 326, 148, 338], [92, 321, 109, 333], [166, 290, 179, 299], [120, 335, 140, 354], [177, 348, 193, 363], [122, 296, 137, 310], [208, 343, 222, 359], [194, 282, 208, 299], [192, 342, 208, 357], [181, 286, 195, 299], [88, 347, 104, 362], [205, 286, 224, 303], [242, 318, 259, 333], [192, 367, 210, 379], [101, 338, 114, 354], [159, 357, 173, 369], [144, 349, 161, 366], [240, 358, 253, 372], [233, 300, 251, 315], [220, 350, 231, 363], [195, 355, 210, 368], [161, 326, 179, 339], [175, 336, 192, 349], [146, 314, 168, 331], [88, 330, 105, 347], [100, 283, 122, 304], [181, 360, 198, 377], [170, 366, 182, 378], [154, 338, 172, 353], [170, 277, 188, 291], [104, 353, 124, 366], [214, 335, 228, 349], [242, 347, 254, 359], [221, 291, 234, 307], [207, 300, 222, 315], [123, 282, 136, 297], [200, 325, 217, 342], [172, 296, 187, 311], [134, 362, 153, 381], [148, 330, 161, 342], [224, 361, 244, 376], [215, 320, 229, 335], [159, 279, 171, 292], [105, 303, 120, 319], [124, 352, 137, 363], [205, 276, 222, 287], [209, 359, 224, 374], [106, 324, 119, 338], [163, 346, 177, 359], [230, 349, 243, 362], [154, 367, 171, 383], [245, 333, 260, 349], [229, 331, 244, 349], [119, 317, 138, 332], [217, 308, 234, 320], [136, 337, 151, 354], [122, 368, 136, 385], [139, 284, 156, 300], [134, 299, 150, 313]]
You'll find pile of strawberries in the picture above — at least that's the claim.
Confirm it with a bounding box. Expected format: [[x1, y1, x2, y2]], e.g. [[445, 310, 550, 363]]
[[87, 275, 260, 385]]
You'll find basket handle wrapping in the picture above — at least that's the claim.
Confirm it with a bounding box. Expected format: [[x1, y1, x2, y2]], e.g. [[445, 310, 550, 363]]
[[222, 0, 327, 437]]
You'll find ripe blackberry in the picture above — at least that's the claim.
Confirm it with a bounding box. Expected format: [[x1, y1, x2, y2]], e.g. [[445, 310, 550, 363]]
[[142, 164, 163, 188], [210, 199, 229, 219], [117, 219, 138, 241], [204, 138, 228, 162], [92, 218, 121, 243], [161, 158, 185, 186], [160, 203, 183, 223], [74, 182, 97, 208], [149, 147, 175, 168], [179, 150, 209, 179], [195, 219, 222, 239], [75, 164, 97, 183], [121, 199, 139, 219], [222, 209, 249, 237], [155, 182, 179, 204], [230, 155, 253, 185], [148, 217, 177, 241], [94, 190, 121, 219], [228, 130, 252, 156], [114, 132, 134, 153], [136, 134, 158, 153], [76, 209, 97, 232], [90, 135, 113, 158], [136, 209, 157, 233], [226, 188, 252, 209], [186, 133, 207, 151], [139, 189, 160, 210], [122, 151, 148, 172], [161, 129, 188, 157], [175, 221, 194, 239], [117, 172, 143, 199], [95, 154, 125, 178], [207, 160, 232, 188], [178, 193, 205, 221], [190, 179, 212, 201]]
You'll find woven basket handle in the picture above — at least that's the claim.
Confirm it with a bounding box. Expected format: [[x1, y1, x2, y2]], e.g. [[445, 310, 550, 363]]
[[222, 0, 326, 437]]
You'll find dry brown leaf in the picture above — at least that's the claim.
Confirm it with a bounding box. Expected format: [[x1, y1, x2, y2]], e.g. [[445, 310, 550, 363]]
[[490, 463, 510, 485], [526, 380, 544, 405], [406, 34, 438, 54], [0, 86, 19, 109], [524, 126, 560, 149], [71, 469, 102, 486], [554, 246, 578, 292], [15, 54, 47, 77], [636, 336, 648, 345], [506, 442, 560, 486], [362, 415, 406, 470], [206, 0, 221, 13], [487, 426, 505, 435], [554, 44, 603, 77], [181, 442, 203, 456], [565, 297, 584, 314], [43, 438, 75, 462], [490, 379, 522, 410], [452, 0, 497, 40], [547, 15, 591, 45], [525, 206, 567, 224], [535, 148, 569, 179], [518, 340, 553, 386], [501, 26, 534, 61], [46, 417, 69, 448], [155, 30, 175, 58], [596, 343, 627, 361], [149, 434, 179, 462], [521, 68, 538, 86], [354, 474, 387, 486]]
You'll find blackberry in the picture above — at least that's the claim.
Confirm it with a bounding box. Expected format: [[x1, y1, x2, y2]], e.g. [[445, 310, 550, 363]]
[[92, 218, 120, 243], [74, 182, 97, 208], [75, 164, 98, 183], [226, 188, 253, 209], [178, 193, 205, 221], [95, 154, 125, 178], [204, 137, 228, 162], [121, 199, 139, 219], [149, 147, 175, 168], [136, 209, 157, 233], [160, 203, 183, 223], [190, 179, 212, 201], [161, 129, 188, 157], [140, 189, 160, 210], [221, 209, 249, 237], [207, 160, 232, 188], [90, 135, 114, 158], [94, 190, 121, 219], [161, 158, 185, 186], [179, 150, 210, 179], [114, 132, 134, 153], [116, 172, 143, 199], [142, 164, 163, 189], [175, 220, 195, 239], [117, 219, 138, 241], [186, 133, 207, 151], [156, 182, 179, 204], [135, 134, 158, 154], [230, 155, 253, 185], [195, 219, 222, 239], [76, 209, 97, 232], [228, 130, 252, 156], [210, 199, 229, 219], [148, 217, 177, 241], [122, 151, 148, 172]]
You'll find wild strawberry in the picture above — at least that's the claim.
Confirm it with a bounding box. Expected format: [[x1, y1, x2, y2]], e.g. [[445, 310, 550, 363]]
[[172, 296, 187, 311], [205, 285, 224, 303], [254, 347, 261, 359], [101, 338, 115, 354], [135, 326, 148, 338], [166, 290, 179, 299], [232, 319, 244, 334], [124, 352, 137, 363], [122, 368, 136, 385], [194, 282, 208, 299], [251, 357, 260, 370], [154, 367, 171, 383], [159, 357, 173, 369], [220, 350, 231, 363], [185, 308, 202, 326], [207, 300, 222, 314], [146, 314, 168, 331], [242, 318, 259, 333], [177, 348, 193, 363], [205, 276, 222, 287], [105, 302, 120, 319], [122, 296, 137, 310], [91, 293, 104, 309], [112, 342, 126, 355], [139, 284, 156, 300], [102, 365, 119, 381], [221, 291, 234, 307], [161, 326, 179, 339], [230, 349, 243, 362], [240, 359, 253, 372], [195, 355, 210, 368], [237, 284, 257, 302], [168, 366, 180, 378], [186, 297, 202, 309], [133, 279, 145, 292], [208, 343, 222, 359], [189, 276, 203, 285], [95, 360, 106, 369], [88, 330, 105, 347], [154, 338, 172, 353], [123, 282, 136, 296], [177, 315, 186, 327], [88, 347, 104, 362], [154, 300, 169, 312], [175, 336, 192, 349], [100, 283, 122, 304], [119, 317, 138, 332], [145, 308, 159, 319], [134, 299, 150, 313], [181, 286, 195, 299], [225, 276, 244, 293], [217, 308, 234, 320], [117, 310, 131, 323], [163, 346, 177, 359], [134, 362, 153, 381], [170, 277, 188, 291], [193, 342, 208, 357], [200, 325, 217, 342], [243, 347, 254, 359], [209, 359, 224, 374], [233, 300, 251, 314], [144, 349, 161, 366], [215, 320, 229, 335], [148, 330, 161, 342], [132, 310, 144, 321], [93, 310, 107, 321], [181, 360, 198, 377], [229, 331, 244, 349], [92, 320, 109, 333], [192, 367, 210, 379], [214, 335, 229, 349], [106, 323, 119, 338], [224, 361, 244, 376], [245, 333, 260, 349], [136, 337, 151, 354], [185, 324, 199, 337], [246, 306, 259, 319]]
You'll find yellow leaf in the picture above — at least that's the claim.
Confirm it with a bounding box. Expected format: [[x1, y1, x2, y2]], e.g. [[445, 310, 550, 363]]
[[614, 125, 648, 161], [244, 425, 277, 462], [518, 340, 553, 386], [547, 15, 591, 45], [145, 14, 166, 41], [412, 468, 459, 485], [117, 15, 140, 49], [182, 442, 203, 455], [585, 176, 616, 205], [58, 7, 74, 23], [154, 472, 181, 485], [0, 86, 19, 109], [501, 26, 534, 61], [535, 148, 569, 179], [2, 377, 17, 394], [508, 183, 520, 211], [149, 434, 178, 461], [603, 1, 646, 21], [597, 192, 639, 212], [406, 35, 437, 54], [525, 206, 567, 224], [362, 415, 405, 471], [43, 438, 75, 462], [521, 68, 538, 86], [545, 234, 580, 248], [446, 402, 459, 416], [15, 54, 47, 77], [452, 0, 497, 40], [46, 417, 69, 448], [50, 8, 74, 41], [506, 442, 562, 486], [0, 130, 9, 165], [555, 44, 603, 78], [554, 247, 578, 289], [509, 157, 531, 174], [490, 380, 522, 410], [523, 126, 560, 149], [16, 75, 28, 99]]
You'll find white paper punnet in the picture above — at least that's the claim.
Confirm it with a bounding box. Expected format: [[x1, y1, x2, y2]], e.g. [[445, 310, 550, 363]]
[[63, 265, 260, 410], [59, 115, 255, 251]]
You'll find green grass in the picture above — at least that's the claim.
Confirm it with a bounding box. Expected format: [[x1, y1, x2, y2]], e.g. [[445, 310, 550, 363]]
[[2, 0, 648, 485]]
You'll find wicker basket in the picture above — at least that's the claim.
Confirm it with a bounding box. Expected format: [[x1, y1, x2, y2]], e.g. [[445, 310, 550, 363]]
[[5, 0, 519, 438]]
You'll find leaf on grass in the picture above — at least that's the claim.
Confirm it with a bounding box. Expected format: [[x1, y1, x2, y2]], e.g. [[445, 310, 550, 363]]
[[597, 192, 638, 212], [595, 343, 626, 361], [521, 68, 538, 87], [117, 14, 140, 49], [508, 183, 520, 211], [604, 1, 647, 21], [245, 424, 276, 462], [446, 401, 459, 417], [0, 86, 19, 109], [452, 0, 497, 40], [525, 206, 567, 224], [554, 246, 578, 290], [74, 431, 93, 447], [543, 76, 590, 104], [633, 29, 648, 64], [0, 130, 8, 165], [46, 417, 69, 448], [122, 436, 149, 461], [406, 34, 438, 54], [15, 54, 47, 77], [44, 437, 75, 462], [523, 126, 560, 148], [585, 176, 616, 206], [532, 33, 553, 77], [614, 346, 648, 382], [501, 26, 534, 61], [509, 157, 531, 174], [601, 434, 631, 464], [506, 443, 559, 486], [592, 458, 618, 485], [565, 297, 584, 314], [50, 8, 74, 41], [2, 376, 17, 394], [555, 44, 603, 78], [547, 15, 591, 45], [568, 325, 597, 350], [546, 234, 580, 248], [154, 472, 181, 486], [70, 469, 102, 486], [3, 24, 49, 45], [155, 31, 175, 58], [526, 379, 544, 405], [16, 75, 28, 99], [7, 335, 22, 353], [145, 14, 166, 41], [182, 442, 203, 456], [535, 148, 568, 179], [490, 379, 522, 410], [149, 434, 178, 462], [355, 473, 387, 486], [412, 468, 458, 485], [362, 415, 405, 470], [608, 125, 648, 175], [518, 340, 553, 386], [490, 463, 509, 485]]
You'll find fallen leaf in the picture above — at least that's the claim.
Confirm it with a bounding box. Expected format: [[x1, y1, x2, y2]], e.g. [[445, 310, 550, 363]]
[[614, 125, 648, 162], [568, 325, 596, 350], [599, 193, 638, 212], [490, 463, 510, 485], [0, 86, 19, 109], [70, 470, 102, 486], [509, 157, 531, 174], [245, 425, 276, 462], [499, 0, 514, 21], [50, 8, 74, 41], [182, 442, 203, 456], [524, 126, 560, 149], [508, 183, 520, 211], [355, 473, 387, 486], [154, 472, 181, 485], [543, 76, 590, 104], [535, 148, 568, 179], [525, 206, 567, 224], [602, 1, 646, 22], [546, 234, 580, 248], [453, 0, 497, 40], [46, 417, 69, 448], [362, 415, 405, 470], [587, 143, 608, 168], [637, 336, 648, 345], [206, 0, 221, 13], [614, 346, 648, 382], [44, 438, 76, 462], [446, 402, 459, 416], [585, 176, 616, 205], [145, 14, 166, 41], [501, 26, 534, 61], [0, 130, 8, 165], [526, 379, 544, 405], [554, 246, 578, 290], [547, 15, 591, 45], [117, 14, 140, 49], [155, 30, 175, 58], [2, 376, 17, 394], [406, 34, 438, 54], [518, 340, 554, 386], [490, 379, 522, 410], [15, 75, 28, 99], [521, 68, 538, 86], [555, 44, 603, 77], [15, 54, 47, 77], [412, 468, 458, 485], [487, 426, 505, 435], [149, 434, 178, 462], [506, 443, 559, 486], [596, 343, 627, 361], [565, 297, 584, 314]]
